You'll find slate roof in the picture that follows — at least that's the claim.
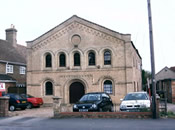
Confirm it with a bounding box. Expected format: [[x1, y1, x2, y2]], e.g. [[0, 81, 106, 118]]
[[170, 66, 175, 72], [0, 74, 16, 82], [0, 39, 26, 65]]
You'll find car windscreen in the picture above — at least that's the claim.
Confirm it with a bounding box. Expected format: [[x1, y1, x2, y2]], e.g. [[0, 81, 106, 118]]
[[124, 93, 148, 100], [80, 94, 101, 101]]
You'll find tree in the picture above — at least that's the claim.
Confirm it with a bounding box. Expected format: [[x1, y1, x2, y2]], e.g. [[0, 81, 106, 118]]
[[142, 69, 151, 91]]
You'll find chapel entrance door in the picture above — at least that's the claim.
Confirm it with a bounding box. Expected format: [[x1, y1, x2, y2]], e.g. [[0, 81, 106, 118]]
[[69, 82, 85, 103]]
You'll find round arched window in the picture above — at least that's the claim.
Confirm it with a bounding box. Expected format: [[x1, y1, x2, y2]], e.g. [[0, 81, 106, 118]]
[[74, 52, 80, 66], [104, 51, 111, 65], [59, 53, 66, 67], [88, 52, 96, 66], [45, 53, 52, 67], [45, 81, 53, 95], [104, 80, 112, 94]]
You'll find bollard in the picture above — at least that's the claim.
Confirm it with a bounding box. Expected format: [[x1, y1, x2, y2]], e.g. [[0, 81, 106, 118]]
[[0, 96, 10, 117], [52, 96, 62, 117]]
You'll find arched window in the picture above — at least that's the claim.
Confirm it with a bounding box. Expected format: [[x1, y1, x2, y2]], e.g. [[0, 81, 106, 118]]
[[59, 53, 66, 67], [45, 81, 53, 95], [88, 52, 95, 66], [45, 53, 52, 67], [74, 52, 80, 66], [104, 80, 112, 94], [104, 51, 111, 65]]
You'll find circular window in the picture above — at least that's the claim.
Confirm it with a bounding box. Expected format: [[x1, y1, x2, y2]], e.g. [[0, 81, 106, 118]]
[[71, 34, 81, 46]]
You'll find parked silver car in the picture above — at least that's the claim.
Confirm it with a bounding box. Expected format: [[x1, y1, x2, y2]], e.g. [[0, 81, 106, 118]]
[[120, 92, 151, 112]]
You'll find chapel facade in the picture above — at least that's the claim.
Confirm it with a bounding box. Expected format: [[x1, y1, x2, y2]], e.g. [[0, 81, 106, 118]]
[[26, 15, 142, 108]]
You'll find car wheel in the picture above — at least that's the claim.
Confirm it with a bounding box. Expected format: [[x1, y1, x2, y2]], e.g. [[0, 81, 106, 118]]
[[9, 105, 16, 111], [27, 103, 33, 109]]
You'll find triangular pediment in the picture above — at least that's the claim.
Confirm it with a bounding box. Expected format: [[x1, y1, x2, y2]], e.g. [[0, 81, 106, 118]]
[[27, 15, 130, 51]]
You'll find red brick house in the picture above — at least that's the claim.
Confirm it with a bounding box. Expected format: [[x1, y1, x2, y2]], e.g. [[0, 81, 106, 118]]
[[156, 66, 175, 103], [0, 26, 27, 94]]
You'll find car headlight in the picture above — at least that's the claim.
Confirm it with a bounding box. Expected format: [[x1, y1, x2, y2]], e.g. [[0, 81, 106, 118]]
[[92, 104, 97, 108], [73, 104, 78, 109], [120, 104, 126, 109]]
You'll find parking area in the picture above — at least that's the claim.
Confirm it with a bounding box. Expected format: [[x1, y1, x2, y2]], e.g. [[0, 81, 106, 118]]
[[9, 106, 53, 118]]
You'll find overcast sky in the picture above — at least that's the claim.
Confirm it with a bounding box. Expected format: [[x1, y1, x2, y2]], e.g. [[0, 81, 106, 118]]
[[0, 0, 174, 73]]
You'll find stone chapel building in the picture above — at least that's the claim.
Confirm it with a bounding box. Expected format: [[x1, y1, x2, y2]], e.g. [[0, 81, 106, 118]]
[[27, 15, 142, 108]]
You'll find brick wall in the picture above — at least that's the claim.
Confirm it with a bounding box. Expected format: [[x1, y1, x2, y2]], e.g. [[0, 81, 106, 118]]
[[0, 62, 26, 85], [172, 81, 175, 103], [0, 63, 6, 73], [7, 64, 26, 84], [0, 97, 9, 117], [54, 112, 152, 119], [5, 82, 16, 93]]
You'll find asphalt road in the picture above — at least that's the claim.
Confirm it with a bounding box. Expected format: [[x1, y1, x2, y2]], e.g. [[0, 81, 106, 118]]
[[0, 116, 175, 130]]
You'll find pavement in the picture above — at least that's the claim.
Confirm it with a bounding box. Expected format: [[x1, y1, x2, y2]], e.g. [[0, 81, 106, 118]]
[[167, 103, 175, 113]]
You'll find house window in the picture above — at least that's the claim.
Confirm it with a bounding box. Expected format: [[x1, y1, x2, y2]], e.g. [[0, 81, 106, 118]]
[[45, 53, 52, 67], [104, 80, 113, 94], [59, 53, 66, 67], [104, 51, 111, 65], [45, 81, 53, 95], [20, 66, 26, 74], [74, 52, 80, 66], [6, 64, 13, 73], [88, 52, 95, 66]]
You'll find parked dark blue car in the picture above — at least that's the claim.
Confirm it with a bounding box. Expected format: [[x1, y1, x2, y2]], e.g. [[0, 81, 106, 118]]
[[3, 93, 28, 111]]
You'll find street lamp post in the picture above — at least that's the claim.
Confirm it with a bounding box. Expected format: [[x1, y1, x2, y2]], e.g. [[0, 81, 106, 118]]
[[147, 0, 157, 119]]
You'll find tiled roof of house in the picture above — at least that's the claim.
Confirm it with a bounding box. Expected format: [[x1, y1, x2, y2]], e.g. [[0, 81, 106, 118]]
[[0, 39, 26, 64], [170, 66, 175, 72]]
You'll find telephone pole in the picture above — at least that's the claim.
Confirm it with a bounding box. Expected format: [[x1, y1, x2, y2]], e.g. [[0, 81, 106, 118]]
[[147, 0, 157, 119]]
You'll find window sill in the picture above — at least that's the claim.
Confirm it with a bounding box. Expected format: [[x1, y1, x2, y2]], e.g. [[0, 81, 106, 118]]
[[103, 65, 112, 68], [57, 67, 67, 70], [43, 67, 52, 71], [72, 66, 81, 70], [87, 66, 97, 69]]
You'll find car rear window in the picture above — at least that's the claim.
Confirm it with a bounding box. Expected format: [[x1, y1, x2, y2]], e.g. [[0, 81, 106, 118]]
[[14, 94, 23, 99], [124, 93, 148, 100]]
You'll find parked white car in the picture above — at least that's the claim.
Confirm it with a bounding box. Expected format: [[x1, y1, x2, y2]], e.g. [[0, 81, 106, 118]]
[[120, 92, 151, 112]]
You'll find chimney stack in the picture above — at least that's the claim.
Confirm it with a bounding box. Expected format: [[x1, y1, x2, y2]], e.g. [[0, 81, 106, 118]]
[[5, 24, 17, 47]]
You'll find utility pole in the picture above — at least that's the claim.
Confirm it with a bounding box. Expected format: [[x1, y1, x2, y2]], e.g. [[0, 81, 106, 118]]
[[147, 0, 157, 119]]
